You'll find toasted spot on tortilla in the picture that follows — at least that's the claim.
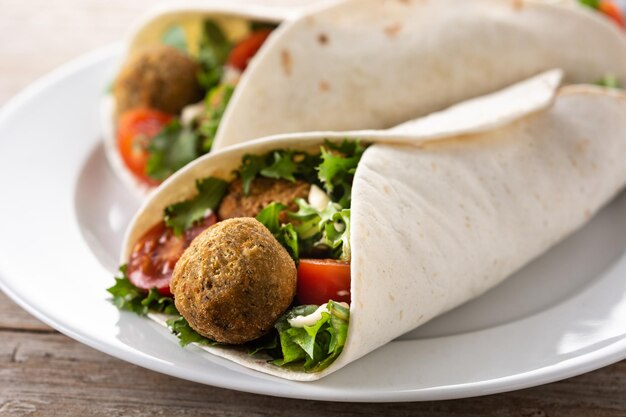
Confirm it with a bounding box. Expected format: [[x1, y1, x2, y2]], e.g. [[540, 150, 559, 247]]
[[317, 33, 329, 45], [319, 80, 330, 92], [399, 310, 404, 320], [281, 49, 292, 76], [431, 162, 438, 172], [512, 0, 524, 10], [384, 23, 402, 38], [383, 184, 391, 195], [388, 293, 395, 301], [576, 139, 590, 154]]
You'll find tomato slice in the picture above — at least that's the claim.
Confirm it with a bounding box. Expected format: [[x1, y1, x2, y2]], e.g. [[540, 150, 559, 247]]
[[117, 108, 172, 186], [127, 214, 217, 295], [296, 259, 351, 306], [227, 29, 273, 72], [599, 0, 625, 28]]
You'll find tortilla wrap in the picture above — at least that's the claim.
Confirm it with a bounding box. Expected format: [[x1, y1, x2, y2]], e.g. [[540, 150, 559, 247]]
[[102, 0, 328, 197], [104, 0, 625, 197], [120, 74, 626, 380], [215, 0, 626, 149]]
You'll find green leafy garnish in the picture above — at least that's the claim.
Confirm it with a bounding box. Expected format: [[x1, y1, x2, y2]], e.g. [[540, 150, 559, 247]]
[[274, 301, 350, 372], [250, 22, 279, 32], [246, 331, 280, 356], [161, 24, 188, 52], [167, 316, 218, 347], [197, 20, 231, 91], [260, 152, 298, 182], [248, 141, 363, 261], [290, 199, 352, 261], [197, 84, 235, 152], [256, 203, 300, 261], [240, 150, 321, 194], [164, 177, 228, 235], [578, 0, 600, 9], [107, 265, 178, 315], [596, 74, 622, 89], [317, 140, 365, 208], [146, 120, 201, 181]]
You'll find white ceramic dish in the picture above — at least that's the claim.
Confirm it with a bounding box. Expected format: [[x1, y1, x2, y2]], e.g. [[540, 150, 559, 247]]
[[1, 45, 626, 402]]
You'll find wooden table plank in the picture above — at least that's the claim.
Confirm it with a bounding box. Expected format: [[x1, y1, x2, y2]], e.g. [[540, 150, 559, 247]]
[[1, 0, 626, 414], [1, 311, 626, 416]]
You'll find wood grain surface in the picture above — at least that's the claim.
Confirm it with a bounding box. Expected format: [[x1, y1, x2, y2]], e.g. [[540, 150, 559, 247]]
[[0, 1, 625, 415]]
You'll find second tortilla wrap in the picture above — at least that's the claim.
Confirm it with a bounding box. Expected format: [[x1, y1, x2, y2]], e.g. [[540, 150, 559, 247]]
[[215, 0, 626, 149], [120, 75, 626, 380]]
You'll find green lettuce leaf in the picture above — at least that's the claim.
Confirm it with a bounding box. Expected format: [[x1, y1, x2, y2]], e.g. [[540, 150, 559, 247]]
[[317, 139, 365, 207], [260, 151, 298, 182], [596, 74, 622, 89], [289, 199, 351, 261], [164, 177, 228, 235], [107, 265, 178, 316], [246, 331, 280, 356], [167, 316, 218, 347], [578, 0, 600, 9], [256, 202, 300, 261], [146, 120, 200, 181], [197, 84, 235, 152], [161, 24, 188, 52], [274, 301, 350, 371], [240, 150, 322, 195], [197, 20, 231, 91]]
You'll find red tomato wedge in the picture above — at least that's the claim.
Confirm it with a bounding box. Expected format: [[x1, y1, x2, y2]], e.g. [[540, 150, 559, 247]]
[[117, 108, 172, 186], [599, 0, 625, 28], [127, 214, 217, 295], [296, 259, 351, 306], [227, 29, 273, 72]]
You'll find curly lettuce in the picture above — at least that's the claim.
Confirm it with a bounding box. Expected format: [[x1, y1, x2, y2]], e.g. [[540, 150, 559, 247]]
[[274, 301, 350, 372], [164, 177, 228, 235]]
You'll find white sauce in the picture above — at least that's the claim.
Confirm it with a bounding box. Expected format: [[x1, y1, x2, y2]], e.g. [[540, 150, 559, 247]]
[[308, 185, 331, 211], [222, 66, 242, 85], [180, 101, 205, 126], [288, 302, 349, 328]]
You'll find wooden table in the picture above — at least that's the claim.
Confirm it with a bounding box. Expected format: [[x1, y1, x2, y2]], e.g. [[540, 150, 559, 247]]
[[1, 1, 625, 415]]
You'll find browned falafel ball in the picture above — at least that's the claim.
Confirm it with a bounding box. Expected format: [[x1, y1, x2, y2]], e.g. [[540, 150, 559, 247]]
[[170, 218, 297, 344], [113, 45, 203, 115], [218, 178, 310, 221]]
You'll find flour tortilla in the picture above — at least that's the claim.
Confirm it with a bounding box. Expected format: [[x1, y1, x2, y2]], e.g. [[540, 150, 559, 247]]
[[105, 0, 625, 197], [121, 82, 626, 380], [215, 0, 626, 149], [102, 0, 328, 197]]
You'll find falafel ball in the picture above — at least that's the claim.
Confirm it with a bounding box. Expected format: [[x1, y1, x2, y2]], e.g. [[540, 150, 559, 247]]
[[218, 178, 310, 221], [170, 218, 297, 344], [114, 45, 203, 115]]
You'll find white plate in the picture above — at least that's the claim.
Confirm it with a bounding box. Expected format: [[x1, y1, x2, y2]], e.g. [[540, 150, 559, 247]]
[[1, 45, 626, 402]]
